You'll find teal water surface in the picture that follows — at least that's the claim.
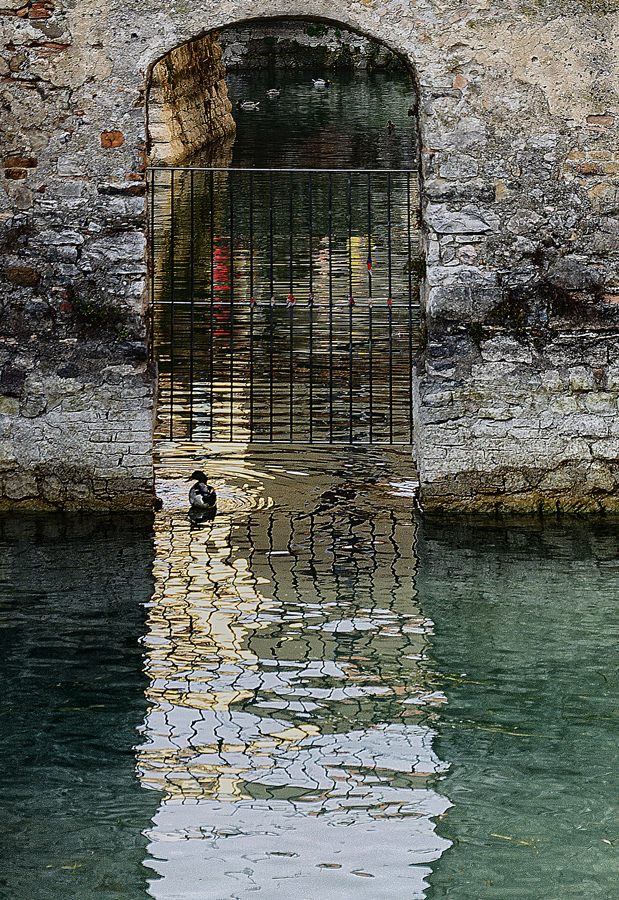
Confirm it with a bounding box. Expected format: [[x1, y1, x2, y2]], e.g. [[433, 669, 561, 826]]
[[4, 458, 619, 898], [419, 520, 619, 898]]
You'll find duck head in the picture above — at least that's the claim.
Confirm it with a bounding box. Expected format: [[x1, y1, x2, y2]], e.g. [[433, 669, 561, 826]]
[[187, 470, 208, 483]]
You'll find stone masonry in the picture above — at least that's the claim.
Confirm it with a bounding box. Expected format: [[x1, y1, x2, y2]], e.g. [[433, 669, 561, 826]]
[[148, 32, 235, 166], [1, 0, 618, 512], [219, 19, 400, 71]]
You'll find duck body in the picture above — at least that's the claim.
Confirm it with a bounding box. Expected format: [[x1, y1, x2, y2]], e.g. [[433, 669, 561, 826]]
[[236, 99, 260, 109], [266, 87, 281, 97], [187, 470, 217, 510], [312, 78, 329, 87]]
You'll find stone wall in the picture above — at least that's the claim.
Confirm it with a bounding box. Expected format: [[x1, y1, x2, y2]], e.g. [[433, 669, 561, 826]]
[[0, 0, 156, 508], [0, 0, 618, 512], [0, 240, 156, 509], [148, 32, 235, 166], [413, 40, 619, 514], [219, 19, 399, 70]]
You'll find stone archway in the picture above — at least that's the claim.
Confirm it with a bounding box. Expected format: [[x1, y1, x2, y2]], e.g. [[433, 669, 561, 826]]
[[1, 0, 618, 512]]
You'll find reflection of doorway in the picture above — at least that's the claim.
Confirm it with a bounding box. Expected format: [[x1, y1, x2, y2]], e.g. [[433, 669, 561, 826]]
[[139, 446, 450, 899]]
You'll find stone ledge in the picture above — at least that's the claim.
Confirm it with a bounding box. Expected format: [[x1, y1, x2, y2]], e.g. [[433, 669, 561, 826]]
[[0, 464, 156, 510], [419, 461, 619, 516]]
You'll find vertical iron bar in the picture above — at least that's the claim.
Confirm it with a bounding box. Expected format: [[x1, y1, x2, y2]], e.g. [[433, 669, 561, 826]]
[[369, 300, 373, 444], [289, 171, 294, 299], [348, 172, 353, 443], [249, 171, 254, 441], [328, 172, 333, 443], [387, 172, 393, 443], [347, 172, 353, 299], [289, 171, 294, 440], [389, 296, 393, 444], [407, 172, 414, 444], [269, 171, 274, 299], [269, 171, 274, 441], [308, 173, 314, 443], [269, 296, 274, 441], [209, 169, 214, 441], [289, 302, 294, 440], [169, 169, 175, 441], [308, 173, 313, 297], [229, 169, 235, 441], [387, 172, 392, 301], [189, 169, 195, 439], [368, 173, 373, 443], [367, 173, 372, 301]]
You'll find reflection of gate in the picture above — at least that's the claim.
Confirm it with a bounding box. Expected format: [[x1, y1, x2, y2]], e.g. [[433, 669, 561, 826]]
[[148, 167, 421, 445]]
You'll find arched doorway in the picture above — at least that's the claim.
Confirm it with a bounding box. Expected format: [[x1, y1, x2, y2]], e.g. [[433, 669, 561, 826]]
[[145, 19, 423, 447]]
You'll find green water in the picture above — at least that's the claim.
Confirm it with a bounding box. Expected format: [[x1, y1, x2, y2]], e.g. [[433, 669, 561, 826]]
[[419, 521, 619, 898], [3, 454, 619, 898], [207, 69, 418, 170]]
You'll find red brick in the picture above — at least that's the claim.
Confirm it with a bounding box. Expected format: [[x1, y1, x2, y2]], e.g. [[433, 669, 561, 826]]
[[4, 156, 36, 168], [28, 2, 50, 18], [101, 130, 124, 149]]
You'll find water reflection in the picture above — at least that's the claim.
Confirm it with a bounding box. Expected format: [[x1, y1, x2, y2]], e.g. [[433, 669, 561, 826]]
[[222, 70, 418, 171], [139, 445, 450, 898]]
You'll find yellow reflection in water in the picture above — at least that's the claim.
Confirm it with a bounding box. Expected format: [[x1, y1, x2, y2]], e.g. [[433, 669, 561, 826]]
[[138, 445, 446, 810]]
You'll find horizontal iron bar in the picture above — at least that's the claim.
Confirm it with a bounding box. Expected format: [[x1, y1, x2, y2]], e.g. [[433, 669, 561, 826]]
[[188, 439, 413, 446], [154, 300, 417, 309], [149, 166, 419, 175]]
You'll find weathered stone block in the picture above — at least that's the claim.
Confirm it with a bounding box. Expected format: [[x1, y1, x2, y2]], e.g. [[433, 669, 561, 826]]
[[4, 473, 38, 499], [546, 257, 605, 295]]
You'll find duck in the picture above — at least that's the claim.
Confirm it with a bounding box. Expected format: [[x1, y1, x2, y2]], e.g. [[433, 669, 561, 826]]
[[236, 99, 260, 109], [387, 120, 396, 131], [312, 78, 329, 87], [266, 87, 281, 97], [187, 470, 217, 511]]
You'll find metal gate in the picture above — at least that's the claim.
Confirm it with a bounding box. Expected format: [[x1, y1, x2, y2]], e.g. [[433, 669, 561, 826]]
[[149, 166, 421, 445]]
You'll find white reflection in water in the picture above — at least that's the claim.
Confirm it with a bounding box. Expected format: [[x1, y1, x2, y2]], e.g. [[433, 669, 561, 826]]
[[139, 446, 451, 899]]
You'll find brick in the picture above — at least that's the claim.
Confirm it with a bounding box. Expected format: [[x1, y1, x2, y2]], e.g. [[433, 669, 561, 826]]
[[4, 156, 36, 168], [574, 162, 600, 175], [3, 266, 39, 286], [587, 115, 615, 128], [28, 2, 50, 17], [101, 130, 124, 148], [5, 168, 27, 179]]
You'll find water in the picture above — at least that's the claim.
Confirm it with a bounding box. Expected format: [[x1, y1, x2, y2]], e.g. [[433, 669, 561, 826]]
[[205, 69, 418, 170], [4, 455, 619, 898]]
